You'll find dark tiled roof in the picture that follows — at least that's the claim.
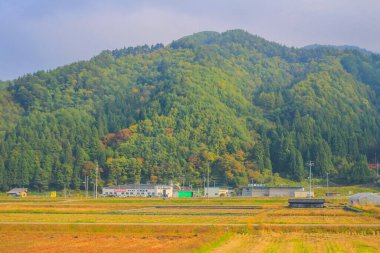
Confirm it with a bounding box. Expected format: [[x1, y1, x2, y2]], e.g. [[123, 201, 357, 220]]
[[243, 186, 303, 190], [104, 184, 171, 190], [288, 199, 325, 204]]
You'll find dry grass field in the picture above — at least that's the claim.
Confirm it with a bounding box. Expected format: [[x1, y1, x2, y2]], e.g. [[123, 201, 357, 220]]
[[210, 232, 380, 253], [0, 232, 217, 253], [0, 196, 379, 252]]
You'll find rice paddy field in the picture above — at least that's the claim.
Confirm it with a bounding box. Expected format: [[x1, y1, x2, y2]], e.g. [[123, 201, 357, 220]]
[[0, 194, 379, 252]]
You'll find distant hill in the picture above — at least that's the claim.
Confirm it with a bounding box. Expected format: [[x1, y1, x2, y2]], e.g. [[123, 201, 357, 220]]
[[303, 44, 375, 55], [0, 29, 379, 191]]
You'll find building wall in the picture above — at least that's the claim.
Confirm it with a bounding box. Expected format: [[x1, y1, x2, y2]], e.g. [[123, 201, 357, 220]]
[[242, 188, 268, 197], [348, 194, 380, 206], [205, 187, 220, 197], [242, 187, 304, 197], [294, 191, 314, 198], [269, 187, 303, 197], [155, 185, 173, 197], [102, 185, 173, 197], [103, 188, 155, 197], [204, 187, 234, 197]]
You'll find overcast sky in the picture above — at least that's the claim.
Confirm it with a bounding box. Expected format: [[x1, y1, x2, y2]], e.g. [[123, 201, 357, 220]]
[[1, 0, 379, 80]]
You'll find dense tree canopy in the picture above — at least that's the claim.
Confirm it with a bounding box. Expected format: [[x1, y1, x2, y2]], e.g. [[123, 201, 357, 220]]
[[0, 30, 378, 191]]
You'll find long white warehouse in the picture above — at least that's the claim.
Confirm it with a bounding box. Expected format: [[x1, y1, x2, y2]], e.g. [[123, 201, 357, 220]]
[[102, 184, 173, 197]]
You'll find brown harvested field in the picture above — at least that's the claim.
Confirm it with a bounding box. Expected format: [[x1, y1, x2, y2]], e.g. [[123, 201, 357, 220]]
[[1, 197, 380, 252], [0, 204, 264, 215], [4, 211, 375, 225], [353, 205, 380, 215], [268, 208, 359, 216], [2, 200, 379, 225], [210, 232, 380, 253], [0, 224, 226, 253], [0, 212, 256, 224], [259, 214, 379, 224], [0, 201, 160, 213], [0, 232, 222, 253], [2, 224, 379, 253]]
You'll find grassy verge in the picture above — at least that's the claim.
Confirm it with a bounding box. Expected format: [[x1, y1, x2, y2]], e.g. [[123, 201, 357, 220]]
[[193, 233, 232, 253]]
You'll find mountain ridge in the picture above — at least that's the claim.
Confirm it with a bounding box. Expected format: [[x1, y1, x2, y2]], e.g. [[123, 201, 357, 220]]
[[303, 44, 376, 55], [0, 30, 379, 191]]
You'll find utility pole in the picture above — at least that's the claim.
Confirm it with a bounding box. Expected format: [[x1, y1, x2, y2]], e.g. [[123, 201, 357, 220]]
[[203, 176, 206, 197], [86, 175, 89, 198], [85, 175, 89, 198], [95, 162, 98, 199], [64, 183, 67, 198], [326, 172, 329, 193], [207, 165, 210, 198], [306, 161, 314, 199]]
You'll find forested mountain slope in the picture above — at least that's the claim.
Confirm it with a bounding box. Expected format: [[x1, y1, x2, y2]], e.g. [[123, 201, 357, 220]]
[[1, 30, 379, 191]]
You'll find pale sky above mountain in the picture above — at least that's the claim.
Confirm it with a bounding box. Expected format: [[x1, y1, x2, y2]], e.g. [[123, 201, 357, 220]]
[[1, 0, 379, 80]]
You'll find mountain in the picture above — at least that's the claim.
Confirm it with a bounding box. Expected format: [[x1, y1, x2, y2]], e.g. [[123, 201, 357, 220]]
[[1, 29, 380, 191], [303, 44, 375, 55]]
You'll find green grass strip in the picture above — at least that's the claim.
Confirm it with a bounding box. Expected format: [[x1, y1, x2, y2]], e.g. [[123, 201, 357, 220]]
[[193, 233, 232, 253]]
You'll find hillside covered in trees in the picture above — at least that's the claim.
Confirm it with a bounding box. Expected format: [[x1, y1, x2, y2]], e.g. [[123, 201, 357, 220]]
[[0, 30, 380, 191]]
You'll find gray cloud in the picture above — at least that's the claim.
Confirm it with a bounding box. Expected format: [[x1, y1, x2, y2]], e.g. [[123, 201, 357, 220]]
[[1, 0, 379, 80]]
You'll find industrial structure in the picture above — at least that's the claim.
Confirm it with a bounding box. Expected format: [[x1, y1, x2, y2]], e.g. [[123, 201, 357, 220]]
[[102, 184, 173, 197], [242, 186, 308, 197]]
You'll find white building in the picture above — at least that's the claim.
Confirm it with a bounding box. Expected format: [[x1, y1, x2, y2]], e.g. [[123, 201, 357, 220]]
[[242, 186, 305, 197], [102, 184, 173, 197], [348, 193, 380, 206], [204, 187, 234, 197]]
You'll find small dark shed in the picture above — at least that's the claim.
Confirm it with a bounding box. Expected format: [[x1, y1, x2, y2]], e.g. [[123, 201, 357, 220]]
[[288, 199, 325, 208], [326, 192, 341, 197], [6, 188, 28, 197]]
